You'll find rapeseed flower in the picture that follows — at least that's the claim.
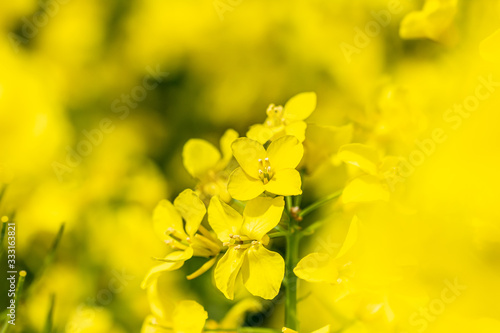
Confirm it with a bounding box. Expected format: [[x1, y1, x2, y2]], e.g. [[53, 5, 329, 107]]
[[247, 92, 317, 144], [228, 136, 303, 201], [337, 144, 400, 204], [183, 129, 239, 203], [208, 196, 285, 300], [142, 189, 221, 288]]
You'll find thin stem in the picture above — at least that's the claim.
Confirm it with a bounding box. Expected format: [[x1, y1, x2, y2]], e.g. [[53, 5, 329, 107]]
[[284, 214, 299, 329], [285, 196, 293, 212], [267, 232, 287, 239], [298, 190, 342, 218]]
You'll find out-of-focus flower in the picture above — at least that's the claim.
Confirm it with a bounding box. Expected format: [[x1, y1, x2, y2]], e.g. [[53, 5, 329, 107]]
[[338, 144, 400, 204], [302, 124, 353, 174], [183, 129, 239, 203], [228, 136, 303, 201], [208, 196, 285, 300], [142, 189, 221, 288], [247, 92, 317, 144], [143, 280, 261, 333], [399, 0, 458, 43], [294, 216, 358, 293], [142, 299, 208, 333]]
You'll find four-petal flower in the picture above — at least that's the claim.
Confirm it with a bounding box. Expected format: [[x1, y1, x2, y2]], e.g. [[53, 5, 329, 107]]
[[208, 196, 285, 300], [228, 135, 304, 201]]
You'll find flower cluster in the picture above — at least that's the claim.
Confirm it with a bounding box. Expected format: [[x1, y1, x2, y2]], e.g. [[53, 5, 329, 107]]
[[142, 92, 408, 333]]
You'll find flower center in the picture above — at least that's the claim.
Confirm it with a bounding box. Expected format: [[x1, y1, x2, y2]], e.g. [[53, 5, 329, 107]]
[[258, 157, 274, 184], [223, 234, 260, 250], [265, 104, 286, 127]]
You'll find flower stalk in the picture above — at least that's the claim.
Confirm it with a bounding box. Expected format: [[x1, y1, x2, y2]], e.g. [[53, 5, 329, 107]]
[[298, 190, 342, 218], [284, 196, 299, 330]]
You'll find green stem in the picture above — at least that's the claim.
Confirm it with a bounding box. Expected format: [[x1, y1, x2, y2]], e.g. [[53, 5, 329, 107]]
[[267, 232, 287, 239], [298, 190, 342, 218], [284, 218, 299, 329]]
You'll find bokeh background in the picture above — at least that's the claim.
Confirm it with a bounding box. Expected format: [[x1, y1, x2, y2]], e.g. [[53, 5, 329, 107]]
[[1, 0, 500, 332]]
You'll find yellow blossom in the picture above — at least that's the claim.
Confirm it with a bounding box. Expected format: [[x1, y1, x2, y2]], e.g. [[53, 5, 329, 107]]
[[399, 0, 458, 43], [337, 144, 400, 204], [228, 136, 303, 201], [294, 216, 359, 290], [247, 92, 317, 144], [142, 189, 221, 288], [208, 196, 285, 300], [142, 299, 208, 333], [183, 129, 239, 203]]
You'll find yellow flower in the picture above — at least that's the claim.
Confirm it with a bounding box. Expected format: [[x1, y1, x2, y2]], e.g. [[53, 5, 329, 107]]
[[294, 216, 359, 290], [247, 92, 317, 144], [142, 299, 208, 333], [399, 0, 458, 43], [183, 129, 239, 203], [337, 144, 399, 204], [228, 136, 303, 201], [302, 124, 353, 174], [142, 189, 221, 288], [208, 196, 285, 300]]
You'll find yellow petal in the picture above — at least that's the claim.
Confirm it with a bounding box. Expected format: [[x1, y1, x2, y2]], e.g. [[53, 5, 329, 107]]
[[284, 120, 307, 142], [284, 92, 317, 121], [141, 315, 162, 333], [219, 129, 239, 168], [399, 0, 457, 42], [338, 143, 379, 175], [231, 138, 266, 179], [294, 252, 339, 284], [214, 247, 246, 300], [141, 261, 184, 289], [208, 196, 243, 242], [311, 325, 331, 333], [153, 200, 186, 241], [480, 29, 500, 64], [303, 124, 354, 173], [187, 256, 218, 280], [161, 247, 194, 262], [282, 328, 298, 333], [247, 124, 274, 144], [174, 189, 206, 237], [336, 216, 359, 259], [183, 139, 221, 179], [264, 169, 302, 196], [241, 245, 285, 299], [172, 300, 208, 333], [241, 196, 285, 240], [342, 175, 390, 203], [227, 167, 265, 201], [266, 135, 304, 171]]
